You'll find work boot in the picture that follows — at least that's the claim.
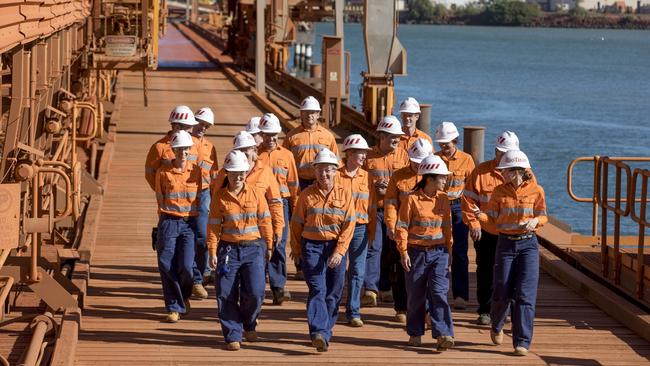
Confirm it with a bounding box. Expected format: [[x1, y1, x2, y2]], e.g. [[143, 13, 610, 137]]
[[165, 312, 180, 323], [183, 299, 191, 315], [361, 290, 377, 307], [348, 318, 363, 327], [453, 297, 466, 310], [379, 290, 394, 303], [491, 329, 504, 345], [244, 331, 258, 342], [514, 346, 528, 356], [272, 287, 291, 305], [312, 334, 328, 352], [192, 283, 208, 299], [408, 336, 422, 347], [476, 313, 490, 325], [436, 335, 454, 351], [202, 272, 213, 287], [394, 311, 407, 324], [226, 342, 241, 351]]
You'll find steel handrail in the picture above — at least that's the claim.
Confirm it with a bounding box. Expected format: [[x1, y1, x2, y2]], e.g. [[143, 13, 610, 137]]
[[630, 168, 650, 299]]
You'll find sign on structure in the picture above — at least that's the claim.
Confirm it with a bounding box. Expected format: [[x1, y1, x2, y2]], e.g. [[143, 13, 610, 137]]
[[105, 36, 137, 57]]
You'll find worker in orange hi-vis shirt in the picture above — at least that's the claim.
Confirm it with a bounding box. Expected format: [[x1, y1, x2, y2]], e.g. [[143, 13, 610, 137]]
[[245, 116, 263, 147], [477, 149, 547, 357], [211, 131, 284, 248], [188, 106, 218, 300], [396, 154, 455, 352], [433, 121, 475, 311], [207, 150, 273, 352], [397, 97, 433, 152], [361, 115, 410, 308], [145, 105, 200, 191], [257, 112, 300, 305], [283, 96, 339, 191], [154, 130, 202, 324], [335, 134, 373, 328], [379, 137, 433, 325], [290, 148, 356, 353], [461, 130, 523, 326]]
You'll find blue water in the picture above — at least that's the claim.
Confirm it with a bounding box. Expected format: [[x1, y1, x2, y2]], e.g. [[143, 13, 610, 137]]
[[294, 23, 650, 235]]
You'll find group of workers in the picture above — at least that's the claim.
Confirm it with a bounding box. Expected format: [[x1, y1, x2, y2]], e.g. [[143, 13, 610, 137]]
[[144, 95, 547, 356]]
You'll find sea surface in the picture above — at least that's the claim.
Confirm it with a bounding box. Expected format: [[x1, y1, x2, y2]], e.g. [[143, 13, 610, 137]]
[[293, 23, 650, 235]]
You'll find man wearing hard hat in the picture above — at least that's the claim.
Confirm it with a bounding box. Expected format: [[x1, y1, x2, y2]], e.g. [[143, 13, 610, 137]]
[[434, 121, 475, 312], [283, 96, 339, 191], [245, 116, 263, 147], [362, 115, 410, 307], [397, 97, 433, 152]]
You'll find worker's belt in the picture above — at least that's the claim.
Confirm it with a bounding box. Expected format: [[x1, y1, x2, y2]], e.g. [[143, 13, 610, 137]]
[[449, 198, 462, 205], [160, 213, 194, 222], [503, 233, 534, 241], [408, 244, 446, 252], [221, 239, 263, 247]]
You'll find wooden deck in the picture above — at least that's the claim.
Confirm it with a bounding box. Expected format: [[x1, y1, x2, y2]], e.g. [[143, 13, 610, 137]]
[[74, 27, 650, 365]]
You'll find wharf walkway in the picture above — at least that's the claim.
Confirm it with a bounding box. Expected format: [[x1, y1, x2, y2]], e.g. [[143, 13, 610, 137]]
[[74, 26, 650, 365]]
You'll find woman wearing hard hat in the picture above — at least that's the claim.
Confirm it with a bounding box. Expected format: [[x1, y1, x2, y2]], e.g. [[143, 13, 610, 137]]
[[207, 150, 273, 351], [382, 138, 434, 323], [397, 97, 432, 152], [145, 105, 200, 191], [257, 113, 301, 305], [211, 131, 284, 257], [362, 116, 410, 308], [462, 131, 520, 326], [187, 107, 218, 300], [283, 96, 339, 191], [290, 148, 356, 352], [433, 121, 475, 311], [154, 130, 203, 323], [396, 154, 455, 350], [335, 134, 372, 327], [478, 149, 547, 356], [245, 116, 263, 147]]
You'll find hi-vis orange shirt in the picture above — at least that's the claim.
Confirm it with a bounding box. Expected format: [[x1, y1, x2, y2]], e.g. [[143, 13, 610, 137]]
[[145, 132, 200, 190], [212, 161, 284, 238], [364, 145, 410, 210], [383, 165, 421, 233], [395, 189, 453, 255], [282, 124, 339, 181], [290, 185, 355, 257], [257, 145, 300, 209], [206, 184, 273, 256], [436, 149, 475, 201], [195, 136, 218, 187], [335, 166, 372, 225], [398, 128, 432, 152], [155, 162, 203, 217], [479, 179, 548, 235]]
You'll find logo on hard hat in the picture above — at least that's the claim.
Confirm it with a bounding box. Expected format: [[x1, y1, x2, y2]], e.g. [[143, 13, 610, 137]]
[[196, 110, 205, 116], [498, 137, 506, 144], [506, 157, 527, 163], [380, 122, 392, 128], [422, 163, 439, 170]]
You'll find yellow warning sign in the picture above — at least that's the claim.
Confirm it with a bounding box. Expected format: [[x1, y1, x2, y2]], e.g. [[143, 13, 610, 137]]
[[0, 184, 20, 250]]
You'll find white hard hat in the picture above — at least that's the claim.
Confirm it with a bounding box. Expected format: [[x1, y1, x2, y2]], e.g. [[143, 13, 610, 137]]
[[399, 97, 421, 114], [408, 138, 433, 163], [170, 130, 194, 149], [434, 121, 460, 143], [232, 131, 257, 150], [312, 148, 339, 166], [223, 150, 250, 172], [168, 105, 198, 126], [495, 131, 520, 152], [418, 154, 451, 175], [194, 107, 214, 125], [245, 116, 261, 134], [258, 113, 282, 134], [342, 134, 371, 151], [300, 96, 321, 111], [497, 149, 531, 169], [376, 115, 404, 135]]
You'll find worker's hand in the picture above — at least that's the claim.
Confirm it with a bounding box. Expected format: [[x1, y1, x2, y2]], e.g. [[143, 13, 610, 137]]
[[524, 218, 539, 231], [470, 227, 482, 242], [328, 252, 343, 268], [387, 228, 396, 241], [209, 255, 218, 270], [267, 249, 273, 261], [273, 235, 281, 249], [400, 253, 411, 272]]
